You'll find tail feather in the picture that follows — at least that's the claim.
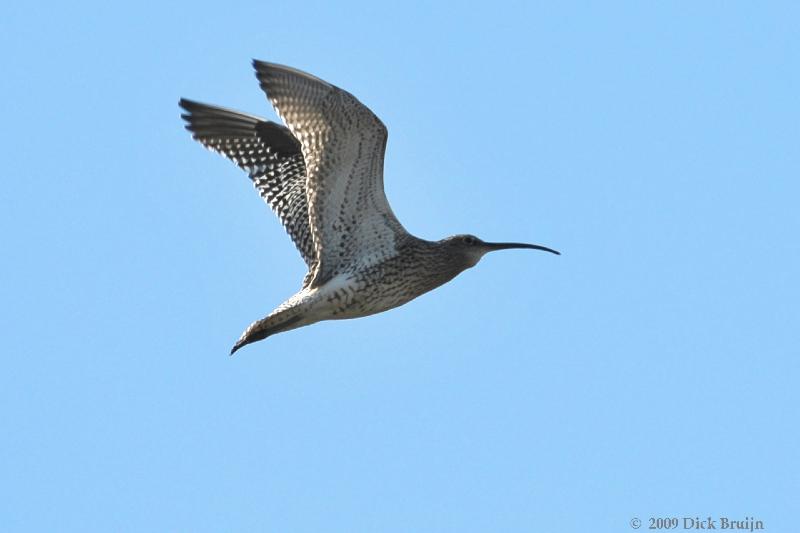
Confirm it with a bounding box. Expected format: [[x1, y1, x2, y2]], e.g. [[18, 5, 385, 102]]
[[230, 314, 304, 355]]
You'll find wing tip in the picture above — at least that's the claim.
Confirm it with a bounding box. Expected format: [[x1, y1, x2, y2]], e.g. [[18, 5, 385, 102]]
[[178, 97, 200, 112], [251, 59, 333, 89]]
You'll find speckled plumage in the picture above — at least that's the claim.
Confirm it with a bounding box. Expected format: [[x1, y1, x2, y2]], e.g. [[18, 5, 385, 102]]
[[180, 61, 559, 354]]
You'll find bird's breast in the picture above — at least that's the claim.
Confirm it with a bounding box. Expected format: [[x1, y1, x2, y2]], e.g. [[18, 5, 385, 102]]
[[312, 251, 462, 320]]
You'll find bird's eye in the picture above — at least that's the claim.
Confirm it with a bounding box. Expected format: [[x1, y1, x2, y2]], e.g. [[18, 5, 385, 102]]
[[462, 236, 476, 245]]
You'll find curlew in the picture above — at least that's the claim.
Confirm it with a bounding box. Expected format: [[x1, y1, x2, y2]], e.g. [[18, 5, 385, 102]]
[[179, 61, 559, 355]]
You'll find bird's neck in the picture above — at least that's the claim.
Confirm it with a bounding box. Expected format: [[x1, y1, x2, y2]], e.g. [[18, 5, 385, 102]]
[[403, 237, 470, 294]]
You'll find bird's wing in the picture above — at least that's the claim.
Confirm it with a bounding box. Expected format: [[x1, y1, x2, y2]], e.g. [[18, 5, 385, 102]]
[[253, 61, 405, 288], [179, 99, 316, 271]]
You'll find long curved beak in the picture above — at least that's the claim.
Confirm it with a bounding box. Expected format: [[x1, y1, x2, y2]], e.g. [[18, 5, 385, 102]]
[[484, 242, 560, 255]]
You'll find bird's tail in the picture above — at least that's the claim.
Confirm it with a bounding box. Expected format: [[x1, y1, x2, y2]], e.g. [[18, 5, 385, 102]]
[[229, 310, 305, 355]]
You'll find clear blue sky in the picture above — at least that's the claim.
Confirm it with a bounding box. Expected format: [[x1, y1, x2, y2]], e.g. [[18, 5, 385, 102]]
[[2, 2, 797, 532]]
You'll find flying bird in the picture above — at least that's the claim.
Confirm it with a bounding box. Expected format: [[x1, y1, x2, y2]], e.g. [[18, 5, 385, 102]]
[[180, 61, 559, 354]]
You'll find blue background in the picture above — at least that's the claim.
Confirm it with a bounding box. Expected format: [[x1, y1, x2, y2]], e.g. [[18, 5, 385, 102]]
[[2, 2, 797, 531]]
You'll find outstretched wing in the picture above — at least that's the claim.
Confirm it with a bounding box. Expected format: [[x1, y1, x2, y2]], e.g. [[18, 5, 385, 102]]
[[179, 99, 316, 269], [253, 61, 405, 288]]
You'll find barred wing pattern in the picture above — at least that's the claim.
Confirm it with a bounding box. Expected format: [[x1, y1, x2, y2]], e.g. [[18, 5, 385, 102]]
[[253, 61, 405, 288], [179, 99, 316, 270]]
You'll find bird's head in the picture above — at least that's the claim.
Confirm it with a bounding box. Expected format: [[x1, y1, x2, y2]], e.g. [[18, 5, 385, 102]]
[[440, 234, 560, 269]]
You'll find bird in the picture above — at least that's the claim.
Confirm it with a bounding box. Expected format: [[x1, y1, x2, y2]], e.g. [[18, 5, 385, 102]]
[[179, 60, 559, 355]]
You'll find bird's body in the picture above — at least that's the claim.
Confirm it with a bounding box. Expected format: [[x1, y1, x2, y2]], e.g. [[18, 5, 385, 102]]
[[180, 61, 558, 354]]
